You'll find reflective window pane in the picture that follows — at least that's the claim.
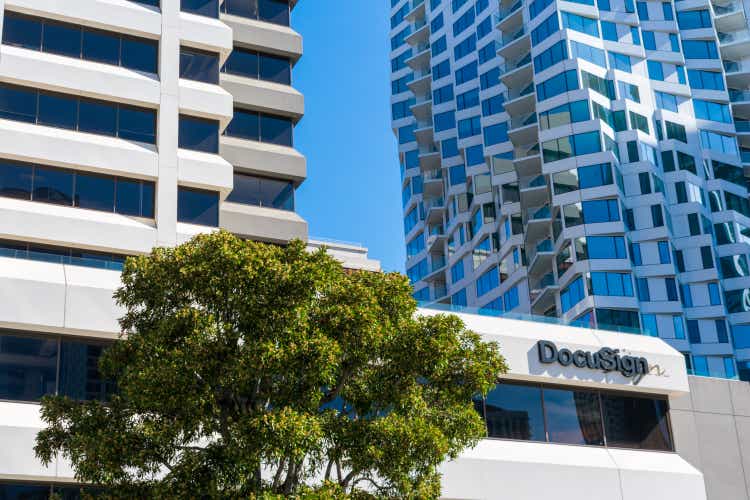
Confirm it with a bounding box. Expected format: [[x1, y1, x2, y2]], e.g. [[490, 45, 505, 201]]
[[0, 334, 58, 402], [81, 29, 120, 65], [33, 167, 74, 205], [181, 0, 220, 17], [225, 109, 260, 140], [179, 115, 219, 153], [37, 93, 78, 130], [42, 21, 82, 58], [141, 181, 155, 218], [258, 0, 290, 25], [118, 106, 157, 144], [179, 47, 220, 84], [2, 12, 43, 50], [178, 187, 219, 226], [223, 48, 259, 78], [227, 173, 294, 210], [78, 99, 117, 136], [0, 85, 37, 123], [602, 393, 672, 450], [223, 0, 259, 17], [0, 482, 53, 499], [259, 53, 291, 84], [543, 387, 604, 445], [59, 341, 112, 401], [121, 37, 159, 74], [260, 113, 293, 146], [484, 383, 546, 441], [75, 173, 115, 211], [0, 160, 32, 200], [115, 178, 141, 216]]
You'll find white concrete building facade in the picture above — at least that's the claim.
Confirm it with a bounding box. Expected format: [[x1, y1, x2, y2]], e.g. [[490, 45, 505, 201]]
[[0, 0, 307, 495]]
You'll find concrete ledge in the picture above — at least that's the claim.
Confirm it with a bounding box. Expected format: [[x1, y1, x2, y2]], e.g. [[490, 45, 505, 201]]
[[220, 202, 307, 243], [223, 14, 303, 60], [220, 136, 306, 183], [221, 73, 304, 119]]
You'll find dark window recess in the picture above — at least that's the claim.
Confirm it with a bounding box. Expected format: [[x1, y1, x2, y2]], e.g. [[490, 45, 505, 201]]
[[131, 0, 160, 6], [2, 11, 158, 74], [180, 47, 220, 84], [0, 331, 113, 402], [0, 158, 155, 217], [222, 46, 292, 85], [227, 173, 294, 210], [222, 0, 290, 26], [0, 83, 157, 144], [181, 0, 220, 18], [225, 108, 293, 147], [178, 187, 219, 227], [0, 239, 128, 271], [476, 381, 673, 451], [179, 114, 220, 153]]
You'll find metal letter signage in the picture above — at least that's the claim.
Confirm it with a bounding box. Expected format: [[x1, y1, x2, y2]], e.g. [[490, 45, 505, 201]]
[[537, 340, 649, 380]]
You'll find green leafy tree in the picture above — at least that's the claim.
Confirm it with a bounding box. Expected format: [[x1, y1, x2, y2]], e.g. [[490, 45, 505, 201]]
[[35, 231, 507, 499]]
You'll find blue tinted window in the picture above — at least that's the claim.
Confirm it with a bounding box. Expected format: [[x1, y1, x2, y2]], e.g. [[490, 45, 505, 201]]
[[682, 40, 718, 59], [484, 122, 508, 146], [561, 276, 585, 312], [531, 11, 559, 46], [642, 31, 655, 49], [454, 34, 477, 60], [0, 85, 37, 123], [449, 165, 467, 185], [455, 61, 478, 85], [79, 100, 117, 137], [180, 47, 220, 84], [177, 187, 219, 226], [179, 115, 219, 153], [476, 15, 492, 38], [38, 93, 77, 130], [608, 52, 631, 72], [647, 61, 664, 80], [33, 167, 74, 206], [433, 59, 451, 79], [562, 12, 599, 37], [457, 88, 480, 110], [182, 0, 219, 17], [458, 116, 482, 138], [534, 40, 567, 72], [688, 69, 724, 90], [476, 267, 499, 296], [432, 13, 445, 33], [537, 70, 579, 101], [119, 106, 157, 144], [0, 334, 58, 401], [260, 113, 293, 146], [42, 21, 81, 58], [453, 8, 475, 36], [0, 160, 32, 200], [75, 173, 115, 211], [591, 272, 633, 297], [480, 67, 500, 89], [587, 236, 626, 259], [694, 99, 732, 123], [601, 22, 617, 41], [3, 12, 158, 73], [466, 145, 484, 166], [442, 138, 459, 158], [434, 110, 456, 132], [582, 199, 619, 223], [433, 85, 454, 105], [2, 12, 43, 50], [227, 173, 294, 210], [571, 40, 606, 68]]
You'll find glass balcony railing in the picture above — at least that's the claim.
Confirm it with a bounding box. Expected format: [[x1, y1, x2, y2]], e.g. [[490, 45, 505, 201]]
[[500, 28, 526, 47], [501, 52, 531, 74], [724, 60, 741, 72], [424, 168, 443, 181], [713, 0, 743, 15], [730, 90, 750, 102], [741, 148, 750, 163], [528, 204, 551, 220], [511, 113, 538, 130], [431, 255, 446, 272], [415, 41, 431, 53], [419, 144, 439, 154], [425, 197, 445, 211], [718, 29, 750, 44], [417, 302, 645, 335], [413, 68, 432, 79], [414, 18, 427, 30], [513, 143, 540, 159], [429, 223, 444, 236], [736, 120, 750, 132]]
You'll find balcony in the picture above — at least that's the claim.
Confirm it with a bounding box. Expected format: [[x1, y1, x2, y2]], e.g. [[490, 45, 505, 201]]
[[524, 204, 552, 245], [508, 112, 539, 146], [418, 144, 440, 170], [513, 143, 542, 177], [718, 29, 750, 58], [406, 42, 431, 71], [408, 68, 432, 95], [494, 0, 523, 31], [530, 272, 559, 314], [501, 52, 533, 90], [504, 83, 536, 117], [423, 168, 444, 195], [724, 59, 750, 86], [730, 90, 750, 113], [527, 239, 554, 275], [405, 0, 426, 22], [498, 27, 529, 60], [425, 197, 446, 223], [712, 0, 746, 32], [520, 173, 548, 208], [736, 120, 750, 134]]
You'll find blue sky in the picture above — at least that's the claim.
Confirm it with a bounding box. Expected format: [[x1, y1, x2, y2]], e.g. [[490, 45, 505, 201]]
[[292, 2, 405, 272]]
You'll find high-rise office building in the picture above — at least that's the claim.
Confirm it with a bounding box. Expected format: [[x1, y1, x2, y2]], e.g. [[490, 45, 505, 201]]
[[390, 0, 750, 379], [0, 0, 307, 491]]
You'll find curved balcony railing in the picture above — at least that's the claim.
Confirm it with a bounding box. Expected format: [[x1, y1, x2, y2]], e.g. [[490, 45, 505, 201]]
[[730, 90, 750, 102], [528, 204, 551, 220], [718, 29, 750, 44], [500, 28, 527, 47], [735, 120, 750, 132], [713, 0, 743, 16]]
